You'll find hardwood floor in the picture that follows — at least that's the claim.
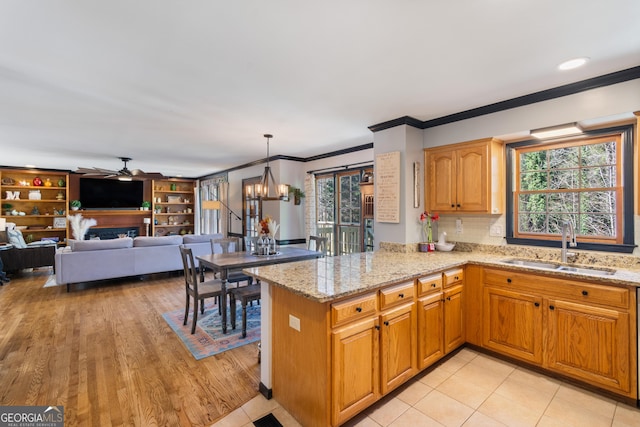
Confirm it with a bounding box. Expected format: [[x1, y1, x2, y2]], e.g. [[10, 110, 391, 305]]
[[0, 268, 260, 426]]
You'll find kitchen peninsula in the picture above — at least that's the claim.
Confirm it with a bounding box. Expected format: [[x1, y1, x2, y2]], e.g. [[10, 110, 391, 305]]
[[245, 250, 640, 427]]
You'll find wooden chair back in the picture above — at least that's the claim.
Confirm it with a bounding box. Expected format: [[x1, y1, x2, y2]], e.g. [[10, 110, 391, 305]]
[[211, 237, 241, 254], [244, 236, 260, 253], [308, 236, 328, 256], [179, 245, 200, 295]]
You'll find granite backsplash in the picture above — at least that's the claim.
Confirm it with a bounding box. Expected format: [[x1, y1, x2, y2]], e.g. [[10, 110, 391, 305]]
[[379, 241, 640, 270]]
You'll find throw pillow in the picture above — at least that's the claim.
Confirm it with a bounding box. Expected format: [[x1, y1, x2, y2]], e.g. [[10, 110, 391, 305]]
[[6, 228, 27, 248]]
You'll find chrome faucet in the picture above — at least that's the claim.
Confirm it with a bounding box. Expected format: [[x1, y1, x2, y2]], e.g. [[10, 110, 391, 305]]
[[561, 220, 577, 263]]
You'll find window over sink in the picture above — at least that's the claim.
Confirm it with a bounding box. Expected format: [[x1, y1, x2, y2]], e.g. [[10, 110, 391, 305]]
[[505, 124, 635, 253]]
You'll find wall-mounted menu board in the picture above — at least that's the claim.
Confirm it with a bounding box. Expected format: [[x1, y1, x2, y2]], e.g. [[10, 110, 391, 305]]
[[375, 151, 400, 223]]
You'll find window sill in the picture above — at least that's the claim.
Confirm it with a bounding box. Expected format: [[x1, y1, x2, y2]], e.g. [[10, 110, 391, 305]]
[[505, 237, 636, 254]]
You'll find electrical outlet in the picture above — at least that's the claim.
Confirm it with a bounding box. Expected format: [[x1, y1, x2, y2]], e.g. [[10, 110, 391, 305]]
[[455, 219, 463, 234], [490, 225, 503, 237], [289, 314, 300, 331]]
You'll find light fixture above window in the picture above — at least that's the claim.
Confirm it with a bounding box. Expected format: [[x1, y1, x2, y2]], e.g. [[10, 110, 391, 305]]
[[530, 122, 584, 139], [245, 134, 289, 201]]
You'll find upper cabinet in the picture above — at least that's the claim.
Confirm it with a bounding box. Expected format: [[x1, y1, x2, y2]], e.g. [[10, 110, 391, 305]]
[[424, 137, 504, 214], [1, 168, 69, 244], [151, 179, 195, 236]]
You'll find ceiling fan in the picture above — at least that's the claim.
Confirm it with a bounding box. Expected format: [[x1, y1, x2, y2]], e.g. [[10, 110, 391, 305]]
[[77, 157, 165, 181]]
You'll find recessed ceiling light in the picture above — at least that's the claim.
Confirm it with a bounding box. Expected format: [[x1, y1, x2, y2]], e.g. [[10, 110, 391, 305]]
[[24, 164, 36, 168], [558, 57, 589, 71]]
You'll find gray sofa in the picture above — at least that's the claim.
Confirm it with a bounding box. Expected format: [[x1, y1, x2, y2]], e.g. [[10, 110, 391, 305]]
[[55, 233, 223, 290]]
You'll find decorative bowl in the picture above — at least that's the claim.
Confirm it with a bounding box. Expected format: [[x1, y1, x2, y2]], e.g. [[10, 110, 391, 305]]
[[435, 242, 455, 252]]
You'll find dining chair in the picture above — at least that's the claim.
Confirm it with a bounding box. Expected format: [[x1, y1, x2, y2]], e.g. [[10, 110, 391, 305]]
[[228, 284, 261, 338], [244, 235, 260, 254], [308, 235, 328, 256], [179, 246, 223, 334], [211, 237, 254, 288]]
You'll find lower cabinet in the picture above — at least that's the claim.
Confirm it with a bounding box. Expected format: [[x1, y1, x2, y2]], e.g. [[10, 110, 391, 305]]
[[547, 298, 631, 393], [417, 270, 465, 369], [418, 292, 444, 369], [483, 286, 543, 364], [482, 267, 635, 397], [380, 302, 417, 394], [444, 284, 465, 353], [332, 317, 380, 425]]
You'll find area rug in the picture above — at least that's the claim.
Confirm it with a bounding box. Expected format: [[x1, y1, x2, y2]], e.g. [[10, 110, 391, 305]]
[[162, 302, 260, 360]]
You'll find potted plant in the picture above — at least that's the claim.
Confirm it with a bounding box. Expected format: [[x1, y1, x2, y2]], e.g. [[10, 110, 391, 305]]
[[141, 200, 151, 211], [70, 200, 81, 211], [154, 204, 162, 214], [289, 186, 306, 205], [2, 203, 12, 215]]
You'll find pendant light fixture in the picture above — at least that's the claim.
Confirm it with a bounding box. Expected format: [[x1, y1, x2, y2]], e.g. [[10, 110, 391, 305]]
[[246, 134, 289, 201]]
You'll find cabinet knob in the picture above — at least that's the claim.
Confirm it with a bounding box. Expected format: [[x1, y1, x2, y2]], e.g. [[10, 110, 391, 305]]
[[398, 293, 404, 298], [581, 290, 588, 296], [456, 204, 461, 208], [549, 305, 555, 310], [375, 325, 380, 330], [454, 276, 459, 280], [446, 296, 451, 301], [507, 278, 512, 283], [431, 283, 436, 288], [451, 204, 455, 208], [384, 321, 389, 326], [355, 307, 362, 312], [534, 302, 540, 307]]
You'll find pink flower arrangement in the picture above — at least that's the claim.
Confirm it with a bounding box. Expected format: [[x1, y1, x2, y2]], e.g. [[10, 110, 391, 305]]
[[419, 211, 439, 243]]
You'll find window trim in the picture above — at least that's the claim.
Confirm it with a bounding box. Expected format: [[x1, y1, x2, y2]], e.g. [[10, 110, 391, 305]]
[[505, 124, 635, 253]]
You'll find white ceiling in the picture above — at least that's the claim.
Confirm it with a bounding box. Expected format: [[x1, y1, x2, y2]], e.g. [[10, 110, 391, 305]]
[[1, 1, 639, 178]]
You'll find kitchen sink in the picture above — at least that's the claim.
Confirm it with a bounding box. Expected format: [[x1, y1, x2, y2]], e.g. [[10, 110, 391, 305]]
[[556, 265, 616, 276], [501, 258, 616, 276], [501, 259, 560, 270]]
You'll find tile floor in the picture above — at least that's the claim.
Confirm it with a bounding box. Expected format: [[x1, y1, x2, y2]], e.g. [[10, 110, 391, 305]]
[[211, 348, 640, 427]]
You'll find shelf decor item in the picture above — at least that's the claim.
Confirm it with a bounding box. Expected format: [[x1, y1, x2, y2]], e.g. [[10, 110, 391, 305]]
[[32, 177, 43, 186], [67, 213, 97, 240], [140, 200, 151, 211], [70, 200, 81, 211], [57, 178, 66, 187]]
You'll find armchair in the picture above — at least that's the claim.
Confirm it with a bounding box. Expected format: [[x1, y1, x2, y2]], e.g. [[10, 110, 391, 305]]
[[0, 223, 57, 273]]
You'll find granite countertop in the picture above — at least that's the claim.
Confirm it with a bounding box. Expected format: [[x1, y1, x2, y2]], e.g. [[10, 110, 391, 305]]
[[244, 251, 640, 303]]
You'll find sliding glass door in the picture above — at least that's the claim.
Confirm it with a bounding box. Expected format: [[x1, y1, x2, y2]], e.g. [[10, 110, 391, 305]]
[[315, 169, 365, 255]]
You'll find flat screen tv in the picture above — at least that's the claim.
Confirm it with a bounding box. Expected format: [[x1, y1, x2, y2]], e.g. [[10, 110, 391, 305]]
[[79, 178, 144, 209]]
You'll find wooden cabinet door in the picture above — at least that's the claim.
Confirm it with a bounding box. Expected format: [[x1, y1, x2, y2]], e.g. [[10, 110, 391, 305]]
[[456, 144, 488, 212], [417, 293, 444, 369], [546, 299, 631, 394], [427, 149, 457, 212], [443, 284, 465, 353], [332, 317, 380, 426], [380, 303, 417, 395], [483, 286, 543, 364]]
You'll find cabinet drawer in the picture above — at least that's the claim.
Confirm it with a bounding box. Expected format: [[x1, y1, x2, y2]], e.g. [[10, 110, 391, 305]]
[[331, 292, 378, 327], [380, 281, 415, 310], [417, 274, 443, 295], [443, 268, 464, 287], [484, 268, 630, 309]]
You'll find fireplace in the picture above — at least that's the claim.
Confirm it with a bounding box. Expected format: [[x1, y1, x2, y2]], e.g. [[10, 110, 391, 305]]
[[85, 227, 139, 240]]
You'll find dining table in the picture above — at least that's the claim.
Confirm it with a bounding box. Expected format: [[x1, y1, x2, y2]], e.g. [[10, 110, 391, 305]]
[[196, 246, 323, 333]]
